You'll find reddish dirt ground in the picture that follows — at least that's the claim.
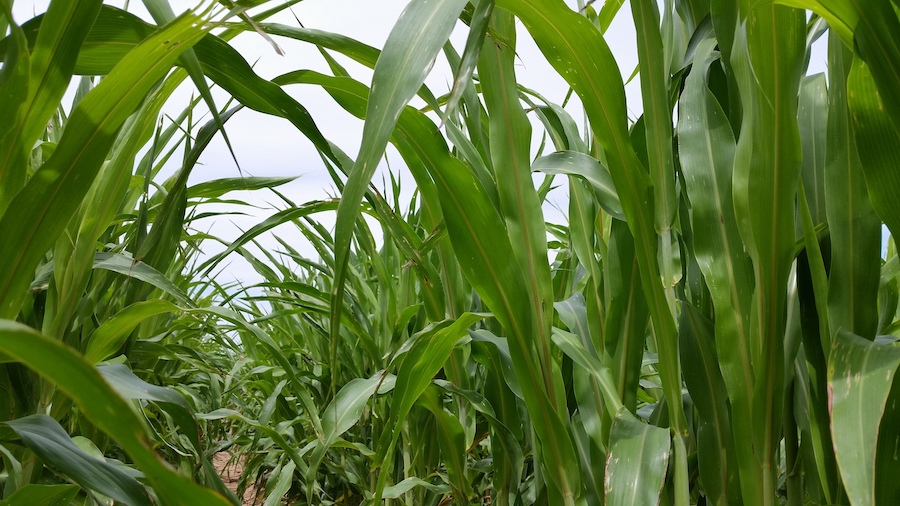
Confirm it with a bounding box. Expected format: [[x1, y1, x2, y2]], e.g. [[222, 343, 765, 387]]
[[213, 452, 258, 505]]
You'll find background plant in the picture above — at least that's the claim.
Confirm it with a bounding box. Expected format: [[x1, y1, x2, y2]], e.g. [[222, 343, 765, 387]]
[[2, 0, 900, 505]]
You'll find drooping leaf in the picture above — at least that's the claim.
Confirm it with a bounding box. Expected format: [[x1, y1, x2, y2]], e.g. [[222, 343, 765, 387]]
[[0, 321, 230, 505], [85, 300, 179, 364], [329, 0, 469, 397], [188, 176, 297, 200], [0, 0, 103, 216], [3, 415, 150, 506], [0, 11, 209, 318], [532, 150, 623, 220]]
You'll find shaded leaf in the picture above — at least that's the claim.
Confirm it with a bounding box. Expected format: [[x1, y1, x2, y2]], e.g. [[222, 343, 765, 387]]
[[4, 415, 150, 506]]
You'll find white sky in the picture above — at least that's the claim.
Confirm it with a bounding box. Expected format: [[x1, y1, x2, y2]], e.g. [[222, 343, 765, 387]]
[[10, 1, 828, 287]]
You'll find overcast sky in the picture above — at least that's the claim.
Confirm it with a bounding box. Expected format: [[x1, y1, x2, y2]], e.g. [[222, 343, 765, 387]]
[[10, 1, 828, 287]]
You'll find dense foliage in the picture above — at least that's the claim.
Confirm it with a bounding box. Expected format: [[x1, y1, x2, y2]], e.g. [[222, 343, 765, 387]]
[[2, 0, 900, 505]]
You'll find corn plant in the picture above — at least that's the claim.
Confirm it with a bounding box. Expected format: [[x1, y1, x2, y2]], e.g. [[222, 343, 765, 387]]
[[3, 0, 900, 505]]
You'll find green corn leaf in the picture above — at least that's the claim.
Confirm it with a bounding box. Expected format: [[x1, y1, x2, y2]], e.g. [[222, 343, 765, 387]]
[[798, 75, 828, 225], [555, 293, 592, 346], [0, 11, 209, 319], [85, 300, 180, 364], [470, 329, 523, 400], [198, 200, 338, 274], [551, 327, 624, 415], [679, 302, 741, 505], [728, 4, 805, 502], [566, 178, 606, 355], [306, 372, 396, 491], [848, 0, 900, 139], [257, 379, 287, 427], [477, 6, 560, 418], [2, 7, 340, 164], [140, 0, 242, 173], [374, 313, 483, 500], [604, 411, 671, 506], [281, 70, 581, 502], [444, 0, 494, 119], [434, 378, 523, 505], [193, 306, 324, 441], [329, 0, 468, 396], [604, 220, 650, 413], [677, 36, 756, 503], [795, 179, 843, 504], [47, 69, 187, 343], [379, 477, 450, 500], [62, 253, 194, 307], [0, 0, 29, 216], [197, 409, 310, 477], [0, 321, 230, 505], [96, 361, 237, 505], [133, 105, 241, 279], [188, 176, 297, 200], [847, 56, 900, 243], [532, 150, 624, 220], [554, 293, 613, 461], [260, 23, 381, 67], [419, 385, 473, 504], [829, 329, 900, 506], [0, 484, 79, 506], [323, 373, 396, 445], [631, 0, 676, 233], [98, 363, 192, 411], [766, 0, 900, 137], [262, 460, 295, 506], [496, 0, 687, 448], [597, 0, 626, 33], [0, 0, 102, 216], [826, 32, 881, 341], [3, 415, 149, 506]]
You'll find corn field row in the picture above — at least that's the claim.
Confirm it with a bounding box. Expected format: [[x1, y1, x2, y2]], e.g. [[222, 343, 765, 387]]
[[1, 0, 900, 504]]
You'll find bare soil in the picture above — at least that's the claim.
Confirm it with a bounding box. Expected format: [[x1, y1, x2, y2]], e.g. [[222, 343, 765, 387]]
[[213, 452, 259, 506]]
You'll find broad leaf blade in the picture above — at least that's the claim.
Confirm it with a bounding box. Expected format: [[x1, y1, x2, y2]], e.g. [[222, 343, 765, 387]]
[[0, 11, 209, 318], [826, 33, 881, 340], [0, 1, 29, 215], [4, 415, 150, 506], [85, 300, 179, 364], [0, 321, 230, 505], [847, 56, 900, 243], [532, 150, 624, 220], [0, 0, 103, 216], [329, 0, 468, 394], [829, 329, 900, 506], [0, 484, 79, 506], [604, 411, 671, 506]]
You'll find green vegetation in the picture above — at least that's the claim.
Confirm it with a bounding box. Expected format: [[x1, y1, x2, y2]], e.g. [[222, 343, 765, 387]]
[[2, 0, 900, 504]]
